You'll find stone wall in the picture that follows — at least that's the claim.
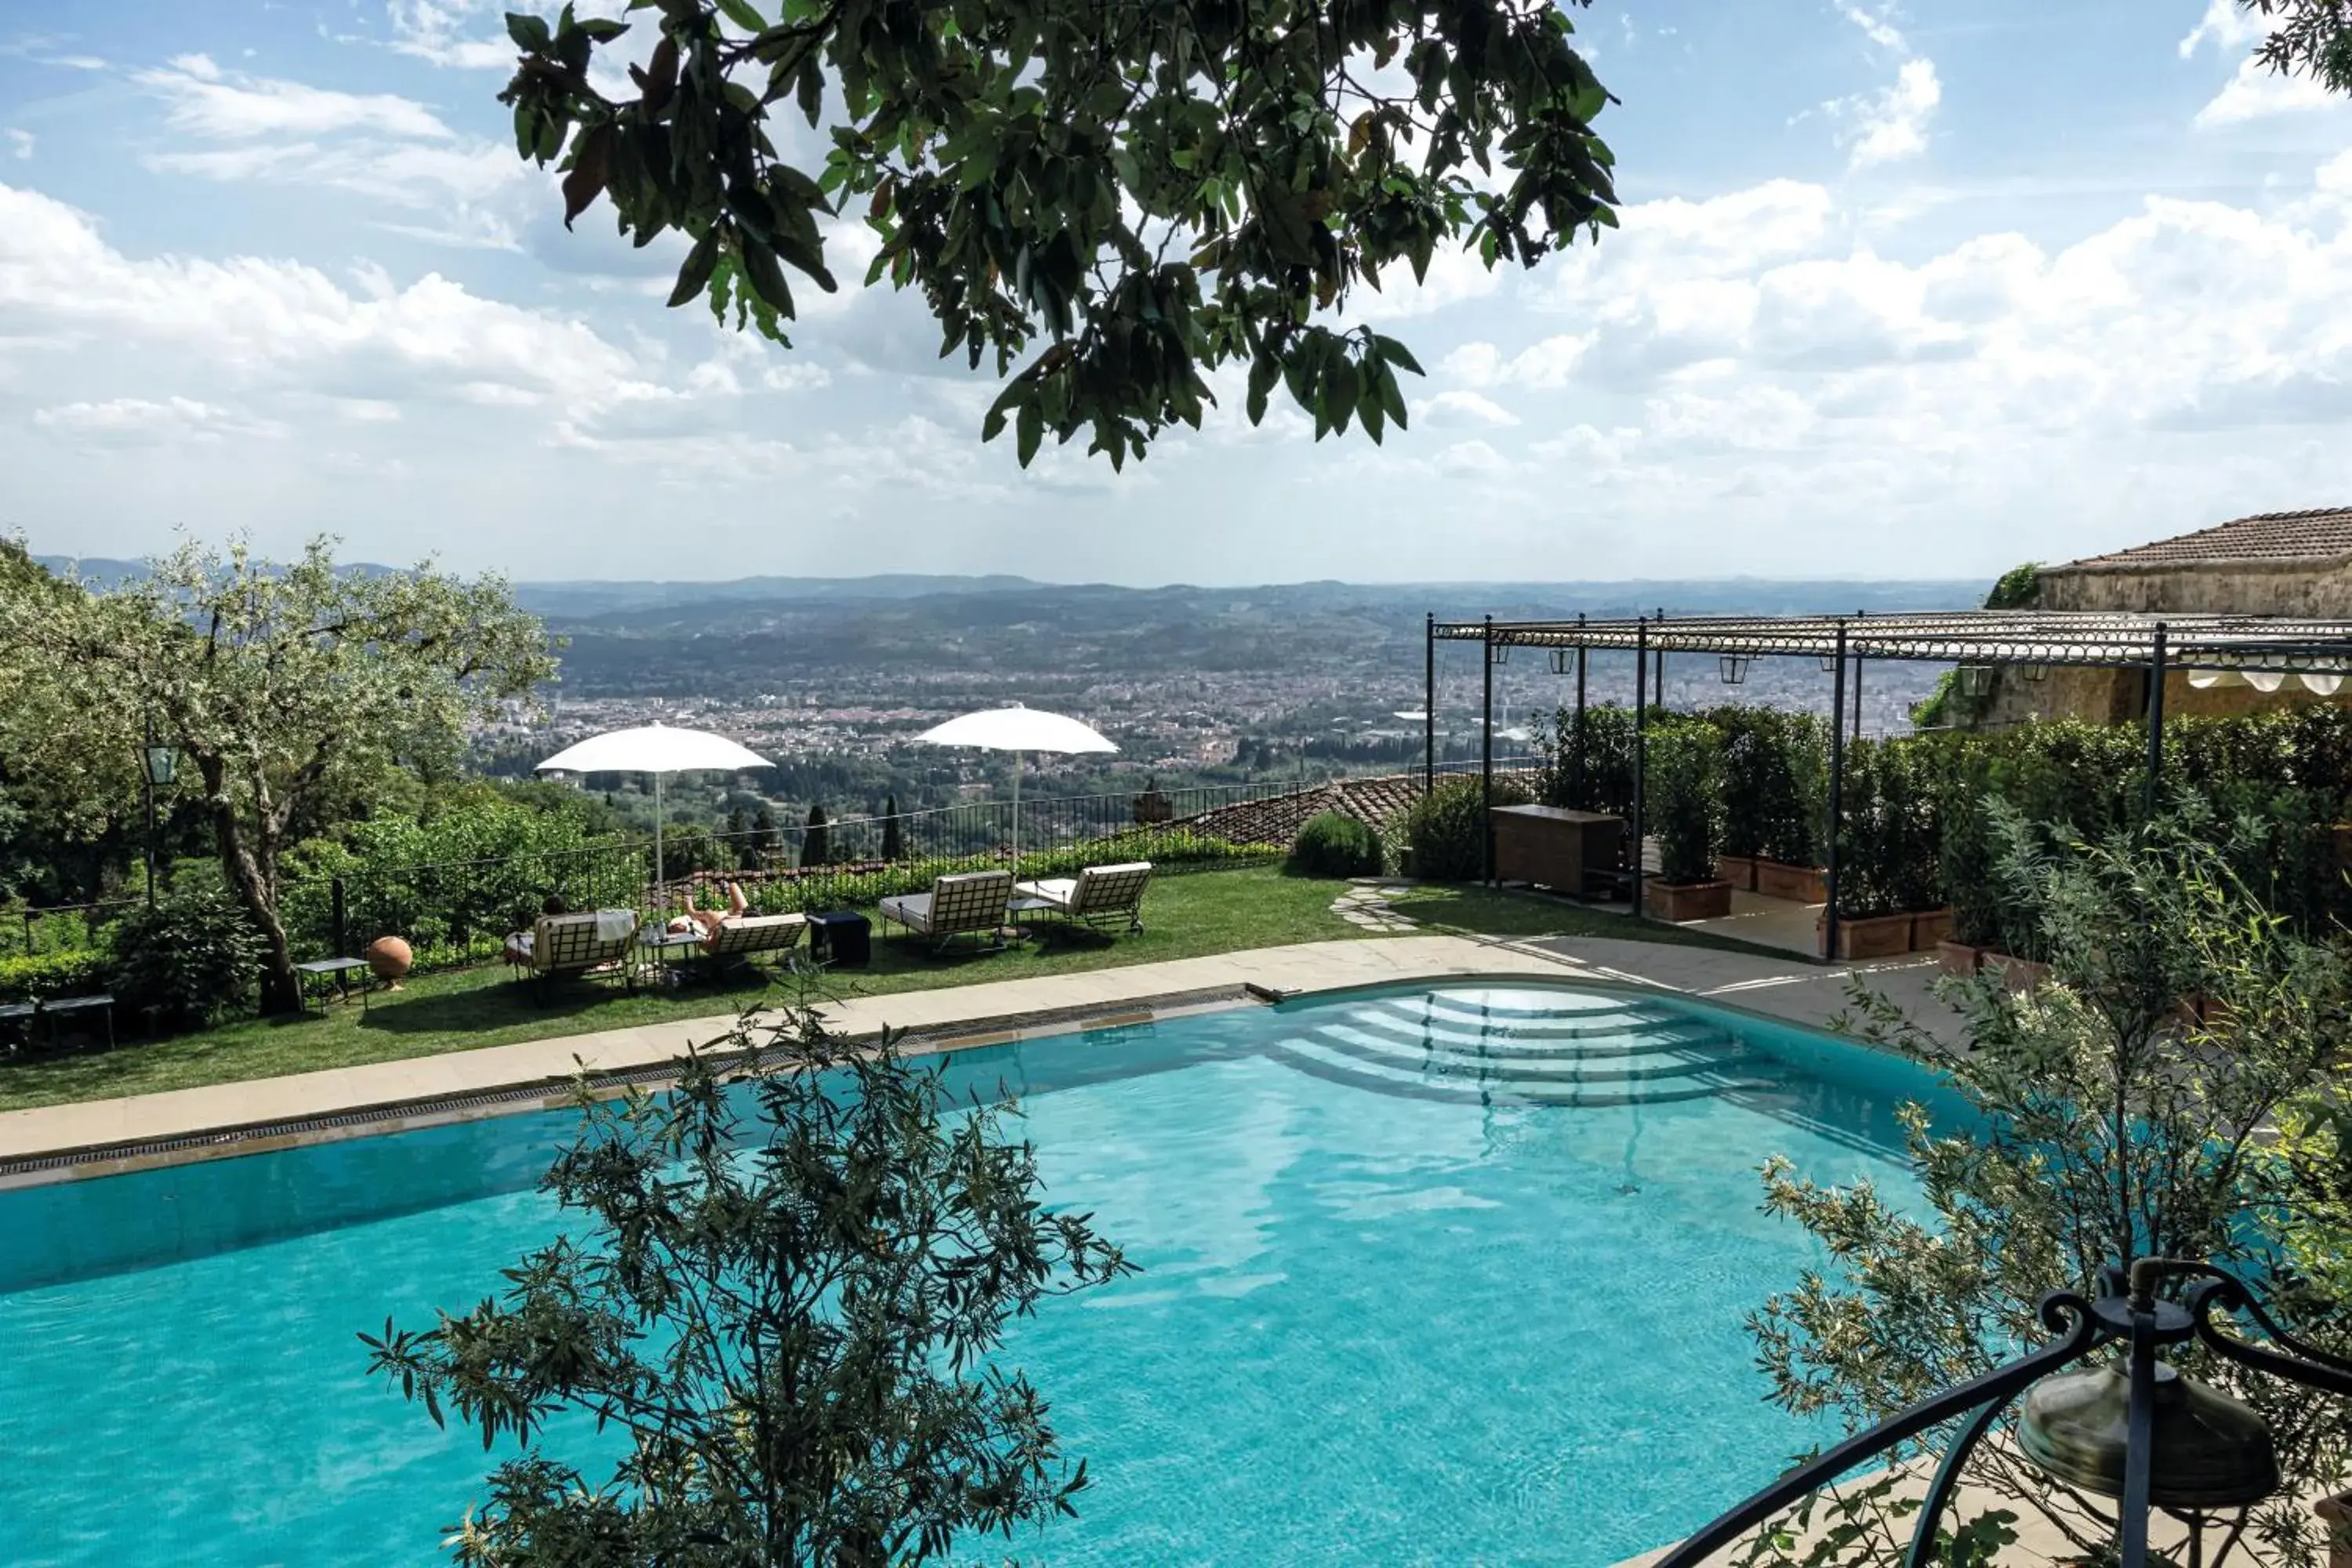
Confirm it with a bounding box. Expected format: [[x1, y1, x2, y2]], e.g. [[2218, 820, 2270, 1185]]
[[1967, 557, 2352, 727]]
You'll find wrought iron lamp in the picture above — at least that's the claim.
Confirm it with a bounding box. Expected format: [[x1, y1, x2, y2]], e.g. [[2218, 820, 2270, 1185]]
[[1820, 653, 1842, 673], [1956, 663, 1994, 699], [140, 718, 176, 909], [1650, 1259, 2352, 1568], [2018, 662, 2049, 683], [1719, 653, 1753, 686], [1549, 648, 1577, 676], [1488, 641, 1509, 666]]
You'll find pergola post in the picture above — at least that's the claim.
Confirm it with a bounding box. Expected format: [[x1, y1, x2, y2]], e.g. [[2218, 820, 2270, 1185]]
[[2144, 621, 2169, 822], [1633, 616, 1649, 917], [1481, 614, 1495, 885], [1573, 631, 1588, 808], [1424, 612, 1436, 794], [1825, 620, 1849, 964]]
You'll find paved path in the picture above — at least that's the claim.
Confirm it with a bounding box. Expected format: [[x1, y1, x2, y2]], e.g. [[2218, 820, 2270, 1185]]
[[0, 935, 1600, 1167]]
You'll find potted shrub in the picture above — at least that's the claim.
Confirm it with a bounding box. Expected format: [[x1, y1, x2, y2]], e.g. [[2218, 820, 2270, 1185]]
[[1132, 777, 1173, 826], [1751, 710, 1831, 904], [1816, 739, 1919, 960], [1642, 721, 1733, 921]]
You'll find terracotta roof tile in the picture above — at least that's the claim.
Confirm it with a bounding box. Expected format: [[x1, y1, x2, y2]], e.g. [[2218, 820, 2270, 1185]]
[[2057, 507, 2352, 572], [1171, 770, 1530, 849]]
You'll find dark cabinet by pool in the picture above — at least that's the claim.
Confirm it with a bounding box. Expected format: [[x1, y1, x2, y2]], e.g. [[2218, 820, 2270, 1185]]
[[1490, 806, 1624, 896]]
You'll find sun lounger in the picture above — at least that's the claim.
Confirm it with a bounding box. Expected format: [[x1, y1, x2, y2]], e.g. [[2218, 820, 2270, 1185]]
[[878, 870, 1014, 953], [681, 912, 809, 978], [510, 909, 641, 1000], [1013, 861, 1152, 934]]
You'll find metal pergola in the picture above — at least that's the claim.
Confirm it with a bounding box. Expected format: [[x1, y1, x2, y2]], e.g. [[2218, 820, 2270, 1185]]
[[1424, 608, 2352, 959]]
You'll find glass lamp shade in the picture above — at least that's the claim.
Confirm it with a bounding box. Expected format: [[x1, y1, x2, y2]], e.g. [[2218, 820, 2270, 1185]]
[[1719, 654, 1752, 685], [1956, 665, 1994, 699], [143, 745, 177, 787], [1819, 654, 1842, 673], [1549, 648, 1576, 676], [1488, 642, 1510, 666], [2018, 1362, 2279, 1510]]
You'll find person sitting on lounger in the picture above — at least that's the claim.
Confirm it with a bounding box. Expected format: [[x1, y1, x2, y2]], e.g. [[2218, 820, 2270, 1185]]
[[667, 881, 750, 953], [503, 894, 569, 969]]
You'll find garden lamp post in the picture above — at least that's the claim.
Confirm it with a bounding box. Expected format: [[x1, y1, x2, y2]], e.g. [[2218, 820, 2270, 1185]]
[[140, 717, 176, 909], [1650, 1259, 2352, 1568]]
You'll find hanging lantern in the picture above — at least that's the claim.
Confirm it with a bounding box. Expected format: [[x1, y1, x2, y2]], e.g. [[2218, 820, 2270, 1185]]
[[1549, 648, 1576, 676], [1719, 653, 1753, 685], [2019, 663, 2049, 683], [1488, 641, 1510, 666], [1956, 665, 1994, 698]]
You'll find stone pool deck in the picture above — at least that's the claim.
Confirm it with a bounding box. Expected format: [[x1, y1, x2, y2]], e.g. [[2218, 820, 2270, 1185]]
[[0, 931, 1967, 1175]]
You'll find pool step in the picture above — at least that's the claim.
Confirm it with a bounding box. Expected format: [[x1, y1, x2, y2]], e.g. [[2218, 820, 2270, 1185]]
[[1265, 993, 1781, 1107], [1265, 1038, 1776, 1109]]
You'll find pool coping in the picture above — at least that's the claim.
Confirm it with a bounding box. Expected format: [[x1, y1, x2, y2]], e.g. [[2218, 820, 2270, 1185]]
[[0, 935, 1611, 1185]]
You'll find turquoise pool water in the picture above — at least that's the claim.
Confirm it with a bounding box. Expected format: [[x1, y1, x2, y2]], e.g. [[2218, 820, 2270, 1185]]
[[0, 982, 1969, 1566]]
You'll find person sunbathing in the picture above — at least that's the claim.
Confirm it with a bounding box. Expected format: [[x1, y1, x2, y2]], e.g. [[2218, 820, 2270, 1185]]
[[503, 894, 569, 969], [667, 881, 750, 952]]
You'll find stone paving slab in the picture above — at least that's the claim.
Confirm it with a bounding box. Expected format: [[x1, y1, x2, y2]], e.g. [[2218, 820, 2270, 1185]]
[[0, 935, 1608, 1166]]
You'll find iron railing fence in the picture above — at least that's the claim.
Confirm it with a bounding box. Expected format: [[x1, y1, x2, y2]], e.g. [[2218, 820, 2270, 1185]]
[[0, 899, 143, 960]]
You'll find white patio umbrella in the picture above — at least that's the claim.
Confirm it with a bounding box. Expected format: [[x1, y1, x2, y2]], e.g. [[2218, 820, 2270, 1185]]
[[535, 723, 774, 892], [916, 704, 1118, 879]]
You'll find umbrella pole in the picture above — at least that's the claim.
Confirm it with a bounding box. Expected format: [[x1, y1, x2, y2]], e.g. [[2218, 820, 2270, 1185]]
[[654, 771, 666, 906], [1011, 751, 1022, 883]]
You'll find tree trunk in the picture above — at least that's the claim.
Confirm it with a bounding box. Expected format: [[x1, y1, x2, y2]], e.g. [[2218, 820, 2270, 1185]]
[[208, 783, 303, 1014]]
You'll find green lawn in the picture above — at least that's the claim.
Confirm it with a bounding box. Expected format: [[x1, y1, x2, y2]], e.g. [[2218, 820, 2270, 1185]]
[[0, 868, 1783, 1114], [0, 867, 1357, 1112]]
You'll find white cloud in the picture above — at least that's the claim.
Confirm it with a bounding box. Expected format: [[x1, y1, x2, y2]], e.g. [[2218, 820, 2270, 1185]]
[[384, 1, 517, 69], [33, 395, 285, 443], [1441, 334, 1591, 389], [136, 56, 455, 140], [0, 180, 635, 410], [1434, 438, 1511, 476], [2194, 56, 2340, 126], [1816, 3, 1940, 170], [2179, 0, 2263, 59], [1423, 390, 1521, 426], [4, 130, 28, 162]]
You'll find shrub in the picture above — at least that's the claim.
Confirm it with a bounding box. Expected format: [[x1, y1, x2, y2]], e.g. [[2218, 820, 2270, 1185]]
[[1403, 775, 1529, 881], [1647, 721, 1725, 884], [107, 873, 267, 1029], [0, 948, 113, 1004], [1539, 702, 1635, 818], [1288, 812, 1384, 878]]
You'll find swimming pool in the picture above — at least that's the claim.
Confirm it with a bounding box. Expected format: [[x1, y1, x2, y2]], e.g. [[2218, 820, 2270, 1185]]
[[0, 982, 1969, 1566]]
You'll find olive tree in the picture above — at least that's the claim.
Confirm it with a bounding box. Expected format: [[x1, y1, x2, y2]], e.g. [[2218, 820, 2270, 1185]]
[[2242, 0, 2352, 93], [496, 0, 1618, 467], [0, 538, 557, 1012], [363, 1011, 1134, 1565], [1740, 808, 2352, 1566]]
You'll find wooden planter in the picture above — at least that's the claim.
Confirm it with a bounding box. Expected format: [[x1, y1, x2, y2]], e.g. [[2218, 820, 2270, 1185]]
[[1909, 908, 1955, 950], [1936, 939, 1981, 977], [1715, 855, 1758, 891], [1645, 879, 1734, 922], [1819, 910, 1915, 960], [1755, 859, 1829, 904]]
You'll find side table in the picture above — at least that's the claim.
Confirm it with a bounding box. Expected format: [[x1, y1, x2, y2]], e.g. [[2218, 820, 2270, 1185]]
[[294, 956, 373, 1015], [808, 909, 871, 968]]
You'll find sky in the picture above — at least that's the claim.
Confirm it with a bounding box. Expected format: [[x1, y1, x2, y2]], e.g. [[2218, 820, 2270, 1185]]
[[2, 0, 2350, 586]]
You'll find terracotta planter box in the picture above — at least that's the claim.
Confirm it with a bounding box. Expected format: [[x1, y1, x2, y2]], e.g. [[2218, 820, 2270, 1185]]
[[1818, 911, 1915, 960], [1755, 859, 1829, 904], [1909, 908, 1955, 950], [1984, 952, 2051, 994], [1715, 855, 1757, 891], [1645, 879, 1734, 922], [1936, 939, 1981, 977]]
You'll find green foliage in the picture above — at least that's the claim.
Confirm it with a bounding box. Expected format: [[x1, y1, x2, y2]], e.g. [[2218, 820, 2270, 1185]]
[[1538, 702, 1636, 818], [1403, 775, 1529, 882], [1753, 818, 2352, 1565], [282, 786, 623, 969], [1980, 561, 2040, 611], [1646, 721, 1723, 884], [803, 801, 830, 867], [1288, 811, 1385, 878], [495, 0, 1619, 469], [364, 1012, 1134, 1564], [107, 873, 267, 1029], [1707, 706, 1828, 865], [742, 827, 1277, 915], [1834, 737, 1940, 920], [0, 948, 114, 1005], [880, 794, 905, 863], [2249, 0, 2352, 94], [0, 537, 557, 1012]]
